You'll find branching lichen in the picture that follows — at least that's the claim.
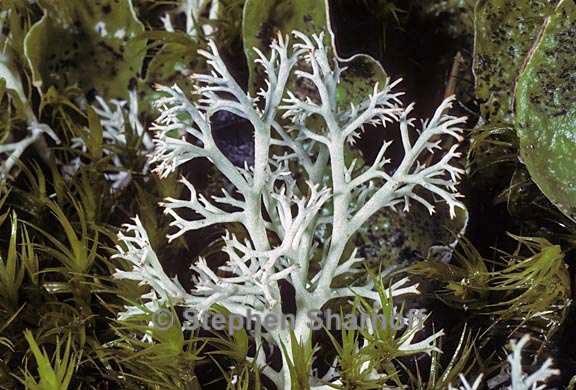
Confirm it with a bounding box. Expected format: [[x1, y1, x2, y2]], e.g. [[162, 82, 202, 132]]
[[114, 31, 468, 387], [450, 335, 559, 390], [67, 90, 152, 191], [1, 44, 58, 181]]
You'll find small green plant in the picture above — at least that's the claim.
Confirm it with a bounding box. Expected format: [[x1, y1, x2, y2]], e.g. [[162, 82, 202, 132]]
[[21, 331, 79, 390], [411, 235, 570, 338]]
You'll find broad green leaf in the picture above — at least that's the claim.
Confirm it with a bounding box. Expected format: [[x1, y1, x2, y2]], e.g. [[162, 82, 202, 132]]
[[0, 1, 36, 58], [242, 0, 328, 94], [0, 50, 27, 103], [473, 0, 557, 122], [335, 53, 391, 107], [356, 203, 468, 268], [515, 0, 576, 220], [242, 0, 389, 108], [23, 0, 145, 100], [147, 42, 199, 85], [145, 31, 201, 86]]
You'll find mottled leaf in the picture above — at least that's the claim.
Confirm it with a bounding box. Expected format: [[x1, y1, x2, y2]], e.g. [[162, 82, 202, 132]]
[[242, 0, 328, 93], [515, 0, 576, 220], [0, 51, 26, 103], [242, 0, 389, 108], [336, 54, 391, 107], [356, 203, 469, 267], [144, 30, 201, 86], [473, 0, 557, 122], [23, 0, 145, 100], [419, 0, 475, 38]]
